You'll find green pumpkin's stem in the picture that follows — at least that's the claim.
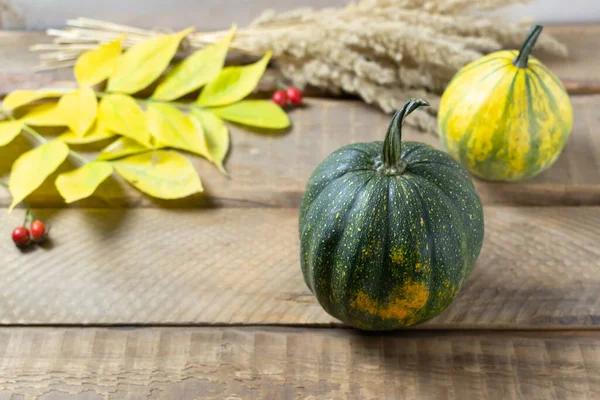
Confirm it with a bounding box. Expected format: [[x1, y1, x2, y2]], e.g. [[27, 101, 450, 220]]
[[513, 24, 543, 69], [382, 98, 429, 175]]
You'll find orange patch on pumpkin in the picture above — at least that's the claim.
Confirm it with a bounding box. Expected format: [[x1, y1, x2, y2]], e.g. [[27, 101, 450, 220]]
[[352, 278, 429, 323]]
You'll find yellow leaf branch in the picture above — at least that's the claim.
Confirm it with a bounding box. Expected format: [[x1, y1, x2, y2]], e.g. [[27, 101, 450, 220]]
[[1, 109, 90, 165], [1, 27, 292, 208]]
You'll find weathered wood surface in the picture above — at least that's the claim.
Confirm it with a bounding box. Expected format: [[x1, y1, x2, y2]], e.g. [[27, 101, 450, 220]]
[[544, 25, 600, 93], [0, 26, 599, 91], [1, 95, 600, 209], [0, 327, 598, 400], [0, 27, 599, 398], [1, 206, 598, 327]]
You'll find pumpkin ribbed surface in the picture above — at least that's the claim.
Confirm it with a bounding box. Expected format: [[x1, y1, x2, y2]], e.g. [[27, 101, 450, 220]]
[[299, 99, 484, 330], [438, 26, 573, 181]]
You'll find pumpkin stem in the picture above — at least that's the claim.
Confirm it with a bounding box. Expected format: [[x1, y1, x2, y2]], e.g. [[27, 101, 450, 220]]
[[382, 98, 429, 175], [513, 24, 543, 69]]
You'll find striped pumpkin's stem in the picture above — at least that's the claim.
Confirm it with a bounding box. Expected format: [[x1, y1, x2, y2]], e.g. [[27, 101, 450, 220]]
[[513, 24, 544, 69]]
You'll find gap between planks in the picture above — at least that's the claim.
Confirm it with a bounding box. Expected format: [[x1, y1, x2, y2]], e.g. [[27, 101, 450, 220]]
[[2, 323, 600, 331]]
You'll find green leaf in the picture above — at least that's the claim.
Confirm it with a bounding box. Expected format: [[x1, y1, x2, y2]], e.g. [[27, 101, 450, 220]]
[[190, 109, 229, 173], [197, 51, 271, 107], [58, 123, 117, 145], [0, 120, 23, 146], [75, 36, 122, 87], [55, 161, 114, 203], [97, 137, 151, 161], [57, 87, 98, 136], [211, 100, 290, 129], [22, 103, 67, 126], [113, 150, 203, 199], [2, 90, 63, 110], [152, 26, 236, 101], [8, 139, 70, 212], [146, 103, 208, 158], [107, 28, 193, 94], [98, 94, 151, 146]]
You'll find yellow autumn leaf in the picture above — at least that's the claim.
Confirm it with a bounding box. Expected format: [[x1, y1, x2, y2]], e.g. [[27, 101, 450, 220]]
[[55, 161, 114, 203], [3, 90, 63, 110], [22, 103, 66, 126], [211, 100, 290, 129], [113, 150, 203, 199], [152, 26, 236, 101], [197, 51, 271, 107], [57, 87, 98, 136], [97, 137, 151, 161], [107, 28, 194, 94], [75, 36, 122, 87], [0, 120, 23, 146], [190, 109, 229, 173], [8, 139, 70, 212], [58, 123, 116, 145], [98, 94, 151, 146], [146, 103, 208, 158]]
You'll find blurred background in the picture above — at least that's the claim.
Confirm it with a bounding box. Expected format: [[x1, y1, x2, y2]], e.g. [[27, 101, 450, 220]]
[[1, 0, 599, 30]]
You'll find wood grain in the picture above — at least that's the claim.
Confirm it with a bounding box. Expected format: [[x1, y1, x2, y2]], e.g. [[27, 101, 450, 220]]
[[0, 26, 598, 93], [1, 96, 600, 209], [0, 206, 598, 328], [0, 27, 597, 400], [545, 25, 600, 92], [0, 327, 598, 400]]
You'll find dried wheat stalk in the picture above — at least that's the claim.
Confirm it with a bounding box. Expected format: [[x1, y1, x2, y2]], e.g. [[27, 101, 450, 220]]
[[32, 0, 567, 133]]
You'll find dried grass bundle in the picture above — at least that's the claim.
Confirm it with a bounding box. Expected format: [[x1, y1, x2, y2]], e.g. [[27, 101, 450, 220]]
[[33, 0, 567, 132]]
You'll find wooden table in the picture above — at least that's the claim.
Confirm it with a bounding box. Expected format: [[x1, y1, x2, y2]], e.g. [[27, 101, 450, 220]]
[[0, 26, 600, 399]]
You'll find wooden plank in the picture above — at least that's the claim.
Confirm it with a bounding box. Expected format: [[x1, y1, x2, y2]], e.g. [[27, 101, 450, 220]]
[[0, 26, 598, 93], [0, 31, 74, 93], [0, 327, 598, 399], [0, 206, 598, 328], [1, 96, 600, 209], [0, 30, 598, 207], [545, 25, 600, 93]]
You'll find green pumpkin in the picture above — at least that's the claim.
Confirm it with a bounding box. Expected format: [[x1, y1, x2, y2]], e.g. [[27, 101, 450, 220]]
[[299, 99, 484, 330]]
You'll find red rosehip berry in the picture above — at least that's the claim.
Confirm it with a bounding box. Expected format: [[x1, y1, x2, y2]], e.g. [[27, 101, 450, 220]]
[[30, 220, 47, 242], [272, 90, 288, 107], [286, 87, 303, 106], [12, 226, 30, 246]]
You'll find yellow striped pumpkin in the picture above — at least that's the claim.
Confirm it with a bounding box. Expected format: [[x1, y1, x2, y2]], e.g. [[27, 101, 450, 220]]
[[438, 25, 573, 181]]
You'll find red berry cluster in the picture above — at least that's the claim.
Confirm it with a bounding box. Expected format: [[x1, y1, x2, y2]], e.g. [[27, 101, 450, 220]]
[[12, 219, 48, 248], [272, 86, 303, 107]]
